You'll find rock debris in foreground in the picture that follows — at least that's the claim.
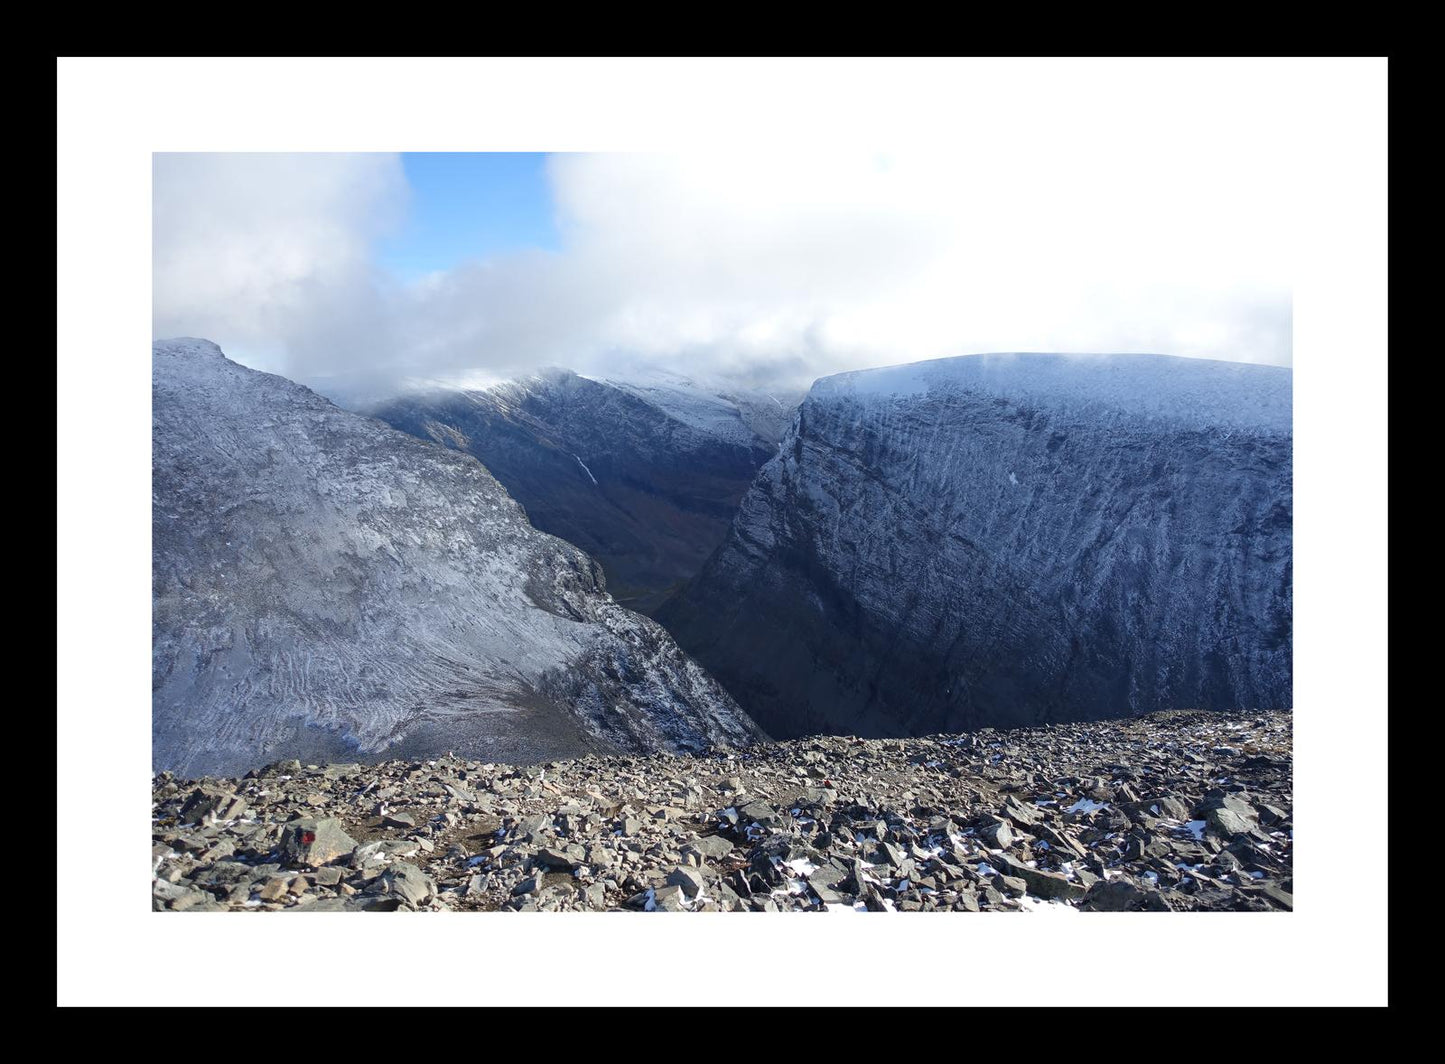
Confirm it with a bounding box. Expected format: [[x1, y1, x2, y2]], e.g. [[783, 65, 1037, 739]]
[[151, 709, 1292, 913]]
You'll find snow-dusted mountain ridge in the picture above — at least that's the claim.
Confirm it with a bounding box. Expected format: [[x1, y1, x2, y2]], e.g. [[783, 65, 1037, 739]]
[[152, 339, 763, 777], [815, 352, 1290, 433], [658, 352, 1293, 740]]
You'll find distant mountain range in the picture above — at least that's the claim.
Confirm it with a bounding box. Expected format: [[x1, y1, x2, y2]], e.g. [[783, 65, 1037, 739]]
[[369, 369, 802, 613]]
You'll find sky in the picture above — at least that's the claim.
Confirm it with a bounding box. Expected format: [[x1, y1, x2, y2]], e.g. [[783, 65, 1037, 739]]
[[152, 149, 1294, 397], [376, 153, 560, 281]]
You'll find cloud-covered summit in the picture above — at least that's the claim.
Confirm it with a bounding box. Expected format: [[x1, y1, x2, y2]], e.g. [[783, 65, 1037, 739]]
[[153, 151, 1292, 394]]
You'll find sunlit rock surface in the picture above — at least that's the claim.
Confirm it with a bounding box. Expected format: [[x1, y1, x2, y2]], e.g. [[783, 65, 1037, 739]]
[[152, 340, 764, 777]]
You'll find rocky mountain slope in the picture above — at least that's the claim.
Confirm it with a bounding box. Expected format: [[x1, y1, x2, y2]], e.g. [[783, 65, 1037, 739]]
[[151, 708, 1293, 912], [370, 369, 801, 614], [658, 353, 1292, 739], [152, 340, 764, 778]]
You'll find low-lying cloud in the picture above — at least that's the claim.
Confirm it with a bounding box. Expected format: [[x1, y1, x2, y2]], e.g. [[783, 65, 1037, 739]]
[[153, 151, 1292, 397]]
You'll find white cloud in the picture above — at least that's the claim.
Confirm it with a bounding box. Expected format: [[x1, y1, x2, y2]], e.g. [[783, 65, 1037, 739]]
[[153, 149, 1292, 395], [152, 152, 408, 376]]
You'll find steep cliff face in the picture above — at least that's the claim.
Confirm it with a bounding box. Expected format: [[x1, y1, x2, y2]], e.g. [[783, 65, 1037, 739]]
[[657, 353, 1292, 740], [152, 340, 764, 778], [371, 370, 800, 614]]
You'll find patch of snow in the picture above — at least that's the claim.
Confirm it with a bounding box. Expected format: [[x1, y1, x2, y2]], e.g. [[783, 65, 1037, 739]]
[[1017, 895, 1079, 914]]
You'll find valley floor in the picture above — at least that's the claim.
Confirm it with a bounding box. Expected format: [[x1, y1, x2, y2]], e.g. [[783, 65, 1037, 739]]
[[152, 708, 1292, 913]]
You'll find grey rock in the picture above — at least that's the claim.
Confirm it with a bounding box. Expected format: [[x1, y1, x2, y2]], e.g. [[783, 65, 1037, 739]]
[[1245, 882, 1293, 910], [737, 800, 785, 828], [806, 861, 849, 893], [1001, 797, 1042, 828], [686, 835, 736, 862], [1080, 878, 1174, 912], [666, 865, 709, 898], [379, 862, 436, 909], [257, 876, 293, 902], [990, 852, 1086, 901], [281, 818, 358, 867], [292, 897, 368, 912], [876, 841, 906, 867], [1080, 879, 1147, 911], [515, 814, 553, 842], [178, 789, 227, 824], [535, 845, 586, 870], [200, 839, 235, 863], [151, 878, 201, 910], [978, 820, 1015, 850], [1148, 796, 1192, 821], [1034, 822, 1087, 859], [1205, 807, 1257, 838], [169, 890, 221, 912]]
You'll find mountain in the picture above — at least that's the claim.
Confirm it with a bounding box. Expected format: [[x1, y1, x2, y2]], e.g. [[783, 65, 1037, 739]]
[[657, 353, 1293, 740], [152, 340, 764, 778], [369, 369, 802, 614]]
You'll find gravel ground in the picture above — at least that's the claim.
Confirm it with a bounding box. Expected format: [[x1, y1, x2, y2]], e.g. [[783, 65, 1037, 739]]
[[152, 708, 1292, 913]]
